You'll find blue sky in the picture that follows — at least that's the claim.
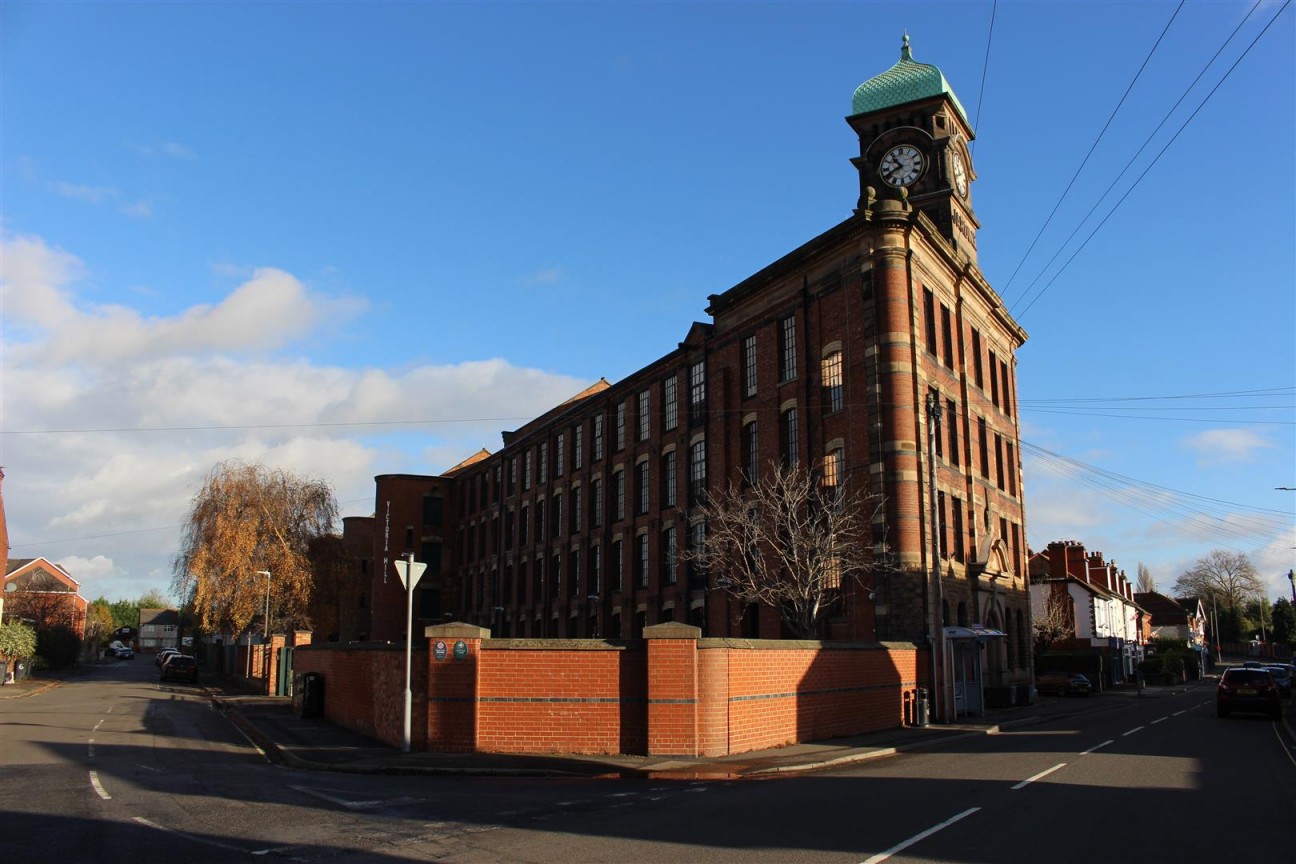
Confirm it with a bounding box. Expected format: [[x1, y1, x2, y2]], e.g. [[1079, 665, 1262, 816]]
[[2, 1, 1293, 607]]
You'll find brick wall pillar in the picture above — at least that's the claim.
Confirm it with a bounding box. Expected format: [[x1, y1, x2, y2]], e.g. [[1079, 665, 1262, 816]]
[[425, 623, 488, 752], [292, 630, 313, 647], [645, 622, 701, 756]]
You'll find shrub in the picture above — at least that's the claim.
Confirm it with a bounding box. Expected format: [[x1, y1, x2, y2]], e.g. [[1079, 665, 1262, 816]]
[[35, 625, 82, 669], [0, 621, 37, 660]]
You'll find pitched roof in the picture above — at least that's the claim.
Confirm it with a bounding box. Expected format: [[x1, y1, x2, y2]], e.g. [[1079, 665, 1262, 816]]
[[1134, 592, 1193, 626]]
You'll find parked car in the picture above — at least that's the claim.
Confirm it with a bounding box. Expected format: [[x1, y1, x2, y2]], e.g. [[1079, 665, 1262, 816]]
[[159, 654, 198, 684], [156, 648, 180, 667], [1262, 664, 1293, 698], [1217, 667, 1281, 719], [106, 641, 134, 660], [1036, 671, 1092, 697]]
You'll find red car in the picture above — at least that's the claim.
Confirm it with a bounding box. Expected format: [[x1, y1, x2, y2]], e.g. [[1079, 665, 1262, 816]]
[[1217, 667, 1281, 720]]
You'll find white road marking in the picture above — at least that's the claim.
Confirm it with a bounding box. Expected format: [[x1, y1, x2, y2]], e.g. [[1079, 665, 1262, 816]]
[[1122, 726, 1144, 737], [135, 763, 161, 772], [1080, 740, 1113, 755], [89, 771, 111, 800], [860, 807, 981, 864], [1274, 724, 1296, 769], [1172, 710, 1186, 716], [1151, 717, 1168, 724], [93, 719, 104, 732], [132, 816, 248, 852], [1011, 763, 1067, 790], [287, 784, 383, 810]]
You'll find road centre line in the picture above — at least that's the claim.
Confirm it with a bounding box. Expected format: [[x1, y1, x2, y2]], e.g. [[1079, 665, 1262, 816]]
[[89, 771, 111, 800], [1011, 763, 1066, 790], [1151, 717, 1168, 724], [1172, 710, 1186, 716], [1080, 740, 1113, 755], [860, 807, 981, 864], [1274, 724, 1296, 769], [1122, 726, 1144, 737], [93, 719, 104, 732]]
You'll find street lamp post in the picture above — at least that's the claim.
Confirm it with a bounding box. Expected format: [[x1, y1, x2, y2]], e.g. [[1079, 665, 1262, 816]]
[[256, 570, 271, 694]]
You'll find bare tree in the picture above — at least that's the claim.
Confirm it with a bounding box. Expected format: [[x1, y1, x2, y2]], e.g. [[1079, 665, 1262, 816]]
[[1135, 562, 1156, 594], [1032, 592, 1073, 650], [680, 462, 883, 639], [1171, 549, 1263, 611], [172, 460, 338, 636]]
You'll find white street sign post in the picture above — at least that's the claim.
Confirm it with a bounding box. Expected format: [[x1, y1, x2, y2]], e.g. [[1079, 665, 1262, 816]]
[[393, 553, 427, 753]]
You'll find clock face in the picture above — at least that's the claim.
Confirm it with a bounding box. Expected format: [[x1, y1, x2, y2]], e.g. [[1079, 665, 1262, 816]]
[[880, 145, 925, 187], [951, 150, 968, 197]]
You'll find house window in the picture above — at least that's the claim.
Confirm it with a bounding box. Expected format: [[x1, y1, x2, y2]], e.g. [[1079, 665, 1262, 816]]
[[590, 477, 603, 527], [613, 469, 625, 521], [994, 433, 1005, 490], [689, 438, 707, 503], [689, 361, 707, 426], [637, 533, 650, 588], [552, 493, 563, 538], [568, 549, 580, 598], [539, 442, 548, 483], [661, 451, 677, 508], [573, 424, 584, 469], [615, 401, 627, 451], [661, 525, 677, 585], [509, 457, 517, 494], [570, 485, 582, 534], [742, 420, 759, 484], [524, 450, 533, 490], [638, 389, 651, 441], [636, 460, 650, 515], [555, 433, 565, 477], [779, 315, 797, 382], [743, 335, 758, 397], [663, 376, 678, 431], [1007, 441, 1017, 496], [687, 520, 706, 587], [519, 504, 529, 546], [780, 407, 799, 467], [923, 288, 937, 356], [940, 304, 955, 370], [1000, 360, 1012, 418], [593, 414, 604, 461], [822, 351, 843, 413], [971, 328, 983, 388], [535, 500, 545, 541], [946, 399, 960, 466], [989, 349, 1000, 407], [952, 496, 965, 562], [588, 544, 601, 596], [978, 417, 989, 479], [611, 539, 624, 591], [822, 447, 843, 492], [938, 491, 948, 559]]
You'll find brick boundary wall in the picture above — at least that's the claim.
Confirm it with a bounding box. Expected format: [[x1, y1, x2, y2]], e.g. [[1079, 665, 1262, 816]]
[[294, 622, 927, 756]]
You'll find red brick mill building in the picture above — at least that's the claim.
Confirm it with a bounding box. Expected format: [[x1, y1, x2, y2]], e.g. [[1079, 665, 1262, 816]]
[[303, 39, 1032, 751]]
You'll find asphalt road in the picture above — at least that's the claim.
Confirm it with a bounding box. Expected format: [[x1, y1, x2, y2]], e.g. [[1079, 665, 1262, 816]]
[[2, 660, 1294, 863]]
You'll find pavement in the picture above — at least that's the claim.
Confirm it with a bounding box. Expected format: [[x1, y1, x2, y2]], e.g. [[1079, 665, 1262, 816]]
[[8, 662, 1266, 781]]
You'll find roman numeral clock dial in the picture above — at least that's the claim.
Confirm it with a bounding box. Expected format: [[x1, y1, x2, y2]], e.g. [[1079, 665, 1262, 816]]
[[880, 144, 924, 187]]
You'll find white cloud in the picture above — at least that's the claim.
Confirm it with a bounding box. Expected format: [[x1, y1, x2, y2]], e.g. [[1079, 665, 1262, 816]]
[[50, 180, 116, 203], [1183, 428, 1272, 464], [120, 199, 153, 218], [1, 232, 592, 602]]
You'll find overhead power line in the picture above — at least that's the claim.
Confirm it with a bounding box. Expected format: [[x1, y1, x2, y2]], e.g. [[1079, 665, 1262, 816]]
[[1001, 0, 1186, 300], [1014, 0, 1293, 319], [969, 0, 997, 157]]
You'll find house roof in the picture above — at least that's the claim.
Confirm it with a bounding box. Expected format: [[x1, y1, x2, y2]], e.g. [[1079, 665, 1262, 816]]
[[1134, 592, 1194, 626], [4, 557, 79, 591]]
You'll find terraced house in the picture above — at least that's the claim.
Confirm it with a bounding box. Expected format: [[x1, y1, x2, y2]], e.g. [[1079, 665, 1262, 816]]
[[344, 38, 1032, 703]]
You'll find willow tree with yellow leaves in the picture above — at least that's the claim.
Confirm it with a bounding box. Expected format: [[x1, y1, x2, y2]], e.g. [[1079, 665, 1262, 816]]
[[172, 460, 339, 637]]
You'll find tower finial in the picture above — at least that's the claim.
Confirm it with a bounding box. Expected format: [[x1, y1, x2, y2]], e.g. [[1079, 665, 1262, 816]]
[[901, 32, 912, 61]]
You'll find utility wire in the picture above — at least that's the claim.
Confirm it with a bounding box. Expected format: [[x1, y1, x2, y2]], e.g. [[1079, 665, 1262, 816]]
[[969, 0, 997, 156], [1000, 0, 1186, 299], [1014, 0, 1293, 319], [1009, 0, 1265, 316]]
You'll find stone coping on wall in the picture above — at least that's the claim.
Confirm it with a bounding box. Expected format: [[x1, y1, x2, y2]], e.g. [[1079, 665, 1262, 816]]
[[480, 639, 630, 651], [698, 638, 924, 651], [296, 641, 414, 652]]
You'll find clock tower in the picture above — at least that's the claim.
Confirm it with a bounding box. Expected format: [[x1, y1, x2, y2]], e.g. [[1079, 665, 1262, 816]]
[[847, 35, 979, 263]]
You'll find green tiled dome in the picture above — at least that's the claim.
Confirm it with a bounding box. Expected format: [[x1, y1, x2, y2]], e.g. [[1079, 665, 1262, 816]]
[[851, 35, 969, 125]]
